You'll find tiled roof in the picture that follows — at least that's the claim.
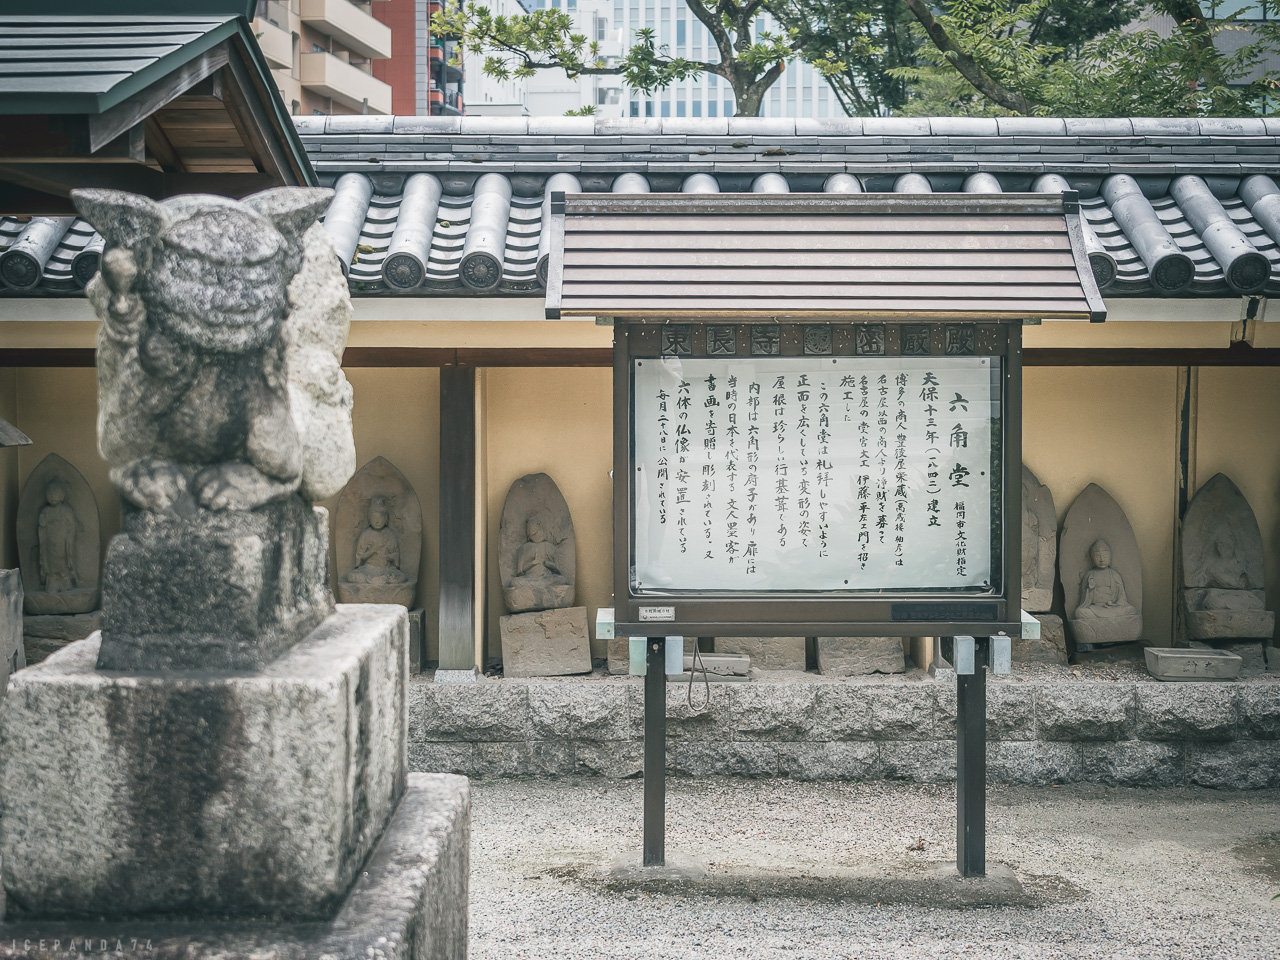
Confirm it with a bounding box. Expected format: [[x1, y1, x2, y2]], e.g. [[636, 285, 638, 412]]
[[4, 116, 1280, 298]]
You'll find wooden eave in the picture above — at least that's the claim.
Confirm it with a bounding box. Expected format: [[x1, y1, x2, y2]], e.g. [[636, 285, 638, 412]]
[[0, 14, 314, 214], [546, 193, 1108, 323]]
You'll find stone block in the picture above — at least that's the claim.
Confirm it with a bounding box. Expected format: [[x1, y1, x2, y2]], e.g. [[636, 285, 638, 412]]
[[816, 684, 934, 741], [933, 682, 1034, 740], [0, 569, 24, 686], [778, 742, 881, 780], [97, 497, 331, 671], [0, 605, 408, 920], [815, 637, 906, 676], [500, 606, 591, 677], [658, 680, 734, 740], [575, 740, 644, 778], [1184, 741, 1280, 789], [1036, 683, 1135, 740], [668, 740, 789, 778], [1185, 609, 1275, 641], [714, 637, 806, 671], [880, 741, 956, 782], [528, 681, 635, 740], [0, 773, 469, 960], [1082, 742, 1182, 786], [988, 742, 1082, 785], [728, 683, 818, 740], [22, 610, 101, 664], [473, 741, 574, 778], [1013, 615, 1067, 665], [1134, 684, 1237, 741], [414, 677, 528, 741], [1237, 684, 1280, 738], [409, 740, 475, 776]]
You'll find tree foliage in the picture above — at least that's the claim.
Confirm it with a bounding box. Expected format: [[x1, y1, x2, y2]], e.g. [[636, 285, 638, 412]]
[[437, 0, 1280, 118], [432, 2, 795, 117]]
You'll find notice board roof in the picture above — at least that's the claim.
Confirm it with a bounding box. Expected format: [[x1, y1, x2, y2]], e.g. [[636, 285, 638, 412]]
[[545, 193, 1107, 322]]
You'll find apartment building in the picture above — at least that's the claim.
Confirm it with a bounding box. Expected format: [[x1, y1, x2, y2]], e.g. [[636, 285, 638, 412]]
[[251, 0, 394, 115]]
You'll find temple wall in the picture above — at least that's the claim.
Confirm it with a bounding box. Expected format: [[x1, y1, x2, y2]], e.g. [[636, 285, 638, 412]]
[[1, 310, 1278, 660]]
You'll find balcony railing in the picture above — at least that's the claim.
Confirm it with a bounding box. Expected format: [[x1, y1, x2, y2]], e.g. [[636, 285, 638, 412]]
[[300, 0, 392, 60], [300, 50, 392, 113], [253, 14, 293, 70]]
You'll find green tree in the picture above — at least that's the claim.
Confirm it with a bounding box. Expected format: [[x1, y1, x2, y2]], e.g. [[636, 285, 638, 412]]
[[432, 2, 797, 117], [886, 0, 1280, 117]]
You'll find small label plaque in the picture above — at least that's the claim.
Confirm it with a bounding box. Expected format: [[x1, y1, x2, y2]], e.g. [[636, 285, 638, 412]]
[[639, 605, 676, 622]]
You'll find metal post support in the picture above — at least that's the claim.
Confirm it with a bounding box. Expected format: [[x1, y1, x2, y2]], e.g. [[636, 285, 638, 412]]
[[956, 635, 988, 877], [643, 639, 666, 866]]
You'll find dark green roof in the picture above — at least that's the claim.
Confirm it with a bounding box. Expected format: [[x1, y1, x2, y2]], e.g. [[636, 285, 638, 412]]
[[0, 14, 243, 114]]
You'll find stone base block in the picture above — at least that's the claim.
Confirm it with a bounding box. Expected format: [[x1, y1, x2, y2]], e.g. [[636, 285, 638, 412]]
[[500, 607, 591, 677], [715, 637, 805, 671], [1186, 609, 1276, 641], [815, 637, 906, 676], [0, 773, 468, 960], [0, 569, 24, 686], [0, 604, 408, 921], [1069, 613, 1141, 648], [21, 611, 101, 665], [98, 496, 331, 671], [1013, 614, 1067, 665]]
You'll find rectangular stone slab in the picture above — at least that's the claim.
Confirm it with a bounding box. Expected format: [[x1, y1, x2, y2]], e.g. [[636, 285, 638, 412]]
[[0, 773, 467, 960], [0, 604, 408, 921], [97, 497, 332, 671], [715, 637, 806, 671], [500, 606, 591, 677]]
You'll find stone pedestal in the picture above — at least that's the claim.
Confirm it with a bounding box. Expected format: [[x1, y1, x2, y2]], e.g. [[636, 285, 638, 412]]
[[500, 606, 591, 677], [0, 604, 407, 921], [1185, 606, 1276, 641], [0, 569, 24, 686], [98, 496, 331, 671], [815, 636, 906, 676], [21, 610, 101, 664], [0, 773, 468, 960], [1013, 614, 1068, 665], [715, 636, 806, 671]]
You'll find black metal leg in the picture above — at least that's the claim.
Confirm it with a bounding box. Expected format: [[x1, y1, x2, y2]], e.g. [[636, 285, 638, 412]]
[[643, 639, 666, 867], [956, 636, 987, 878]]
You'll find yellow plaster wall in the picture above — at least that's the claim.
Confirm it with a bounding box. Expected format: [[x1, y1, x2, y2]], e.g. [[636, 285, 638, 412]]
[[318, 368, 442, 659], [481, 367, 614, 661], [1022, 366, 1181, 643], [1194, 368, 1280, 641]]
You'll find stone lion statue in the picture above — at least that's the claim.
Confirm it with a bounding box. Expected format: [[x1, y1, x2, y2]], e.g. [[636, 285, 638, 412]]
[[73, 187, 356, 513]]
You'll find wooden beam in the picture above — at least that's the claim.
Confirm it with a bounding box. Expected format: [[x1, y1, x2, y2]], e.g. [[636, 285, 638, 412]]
[[88, 44, 230, 153], [340, 347, 614, 367], [221, 46, 298, 183], [437, 365, 479, 672], [144, 116, 186, 172], [1021, 345, 1280, 366], [0, 115, 145, 163]]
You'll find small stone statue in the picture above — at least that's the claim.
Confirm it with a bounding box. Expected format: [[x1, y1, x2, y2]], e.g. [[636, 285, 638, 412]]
[[1181, 473, 1274, 640], [1060, 483, 1143, 647], [335, 457, 422, 608], [1020, 465, 1057, 612], [1075, 539, 1139, 621], [37, 479, 78, 593], [76, 186, 355, 514], [498, 474, 576, 614], [16, 453, 100, 617]]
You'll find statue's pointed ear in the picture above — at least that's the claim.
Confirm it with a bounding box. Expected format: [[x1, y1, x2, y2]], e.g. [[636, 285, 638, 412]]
[[243, 186, 334, 242], [71, 189, 165, 249]]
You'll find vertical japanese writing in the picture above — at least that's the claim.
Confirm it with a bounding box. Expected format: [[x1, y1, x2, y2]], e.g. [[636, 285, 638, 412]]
[[702, 373, 718, 560], [816, 378, 831, 558], [894, 372, 908, 566], [876, 373, 889, 545], [795, 374, 810, 549], [675, 378, 691, 554], [772, 374, 788, 549], [745, 379, 761, 574], [725, 375, 739, 563], [655, 385, 669, 525]]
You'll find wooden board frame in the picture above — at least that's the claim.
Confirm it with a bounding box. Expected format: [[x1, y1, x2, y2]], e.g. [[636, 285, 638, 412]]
[[612, 319, 1024, 639]]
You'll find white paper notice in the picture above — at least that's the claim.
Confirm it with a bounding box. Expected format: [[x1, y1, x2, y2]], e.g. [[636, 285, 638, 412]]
[[632, 356, 999, 593]]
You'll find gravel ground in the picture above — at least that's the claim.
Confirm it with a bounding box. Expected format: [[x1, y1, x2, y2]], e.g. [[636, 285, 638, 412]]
[[470, 778, 1280, 959]]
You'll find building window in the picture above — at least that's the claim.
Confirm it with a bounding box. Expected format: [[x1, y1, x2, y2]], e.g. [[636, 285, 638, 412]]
[[676, 20, 685, 44], [631, 101, 640, 116], [312, 42, 326, 53], [676, 100, 686, 116], [660, 100, 671, 116], [692, 100, 701, 116], [596, 16, 608, 41], [291, 99, 300, 114], [708, 100, 717, 116], [645, 100, 654, 116]]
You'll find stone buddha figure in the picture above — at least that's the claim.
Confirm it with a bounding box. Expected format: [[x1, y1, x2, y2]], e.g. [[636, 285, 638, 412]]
[[1181, 473, 1274, 639], [335, 460, 421, 608], [1075, 539, 1138, 621], [344, 496, 407, 589], [1060, 483, 1144, 649], [504, 511, 573, 613], [37, 478, 79, 594]]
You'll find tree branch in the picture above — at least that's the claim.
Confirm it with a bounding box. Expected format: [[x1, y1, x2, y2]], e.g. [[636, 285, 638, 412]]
[[901, 0, 1037, 114], [687, 0, 736, 67]]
